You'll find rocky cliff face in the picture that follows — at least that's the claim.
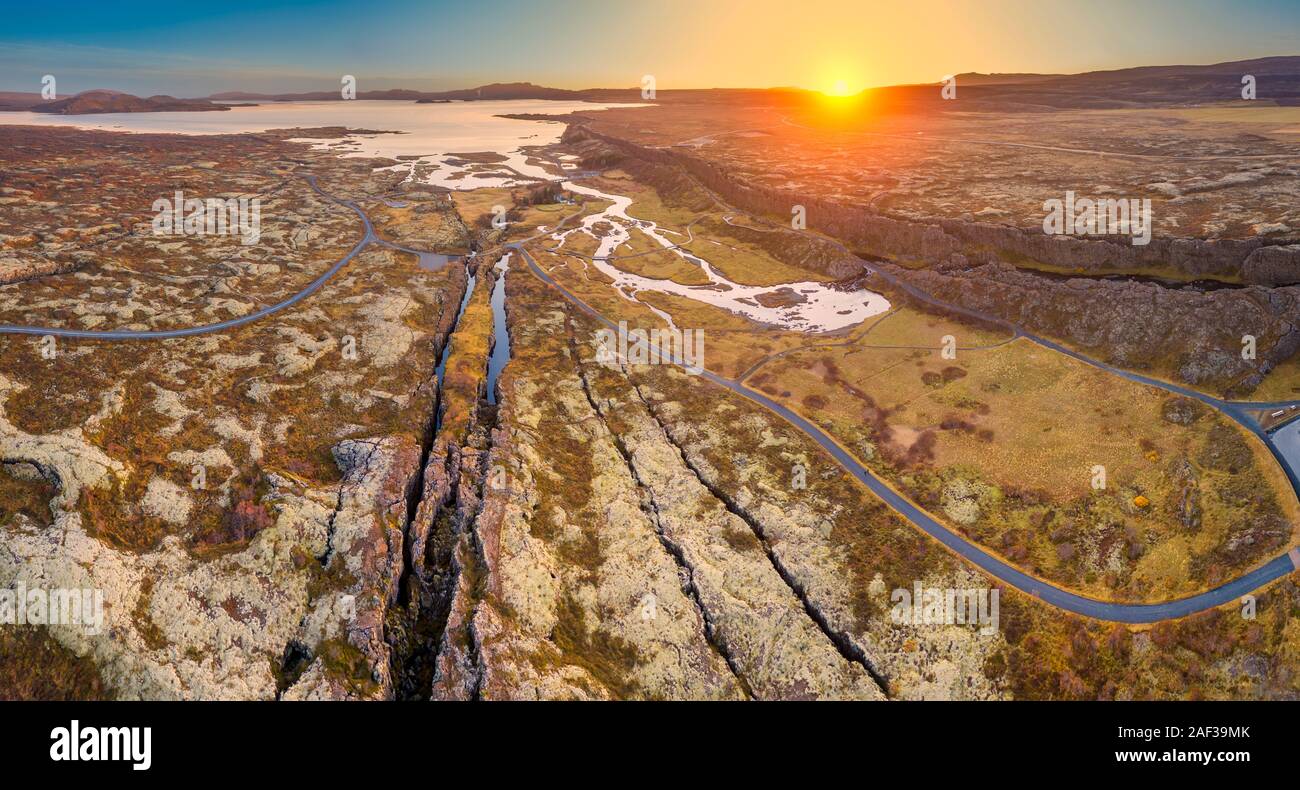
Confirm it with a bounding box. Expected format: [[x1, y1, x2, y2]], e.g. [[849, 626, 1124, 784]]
[[280, 437, 420, 701], [871, 260, 1300, 393], [1243, 244, 1300, 286], [430, 272, 753, 699], [563, 125, 1300, 284]]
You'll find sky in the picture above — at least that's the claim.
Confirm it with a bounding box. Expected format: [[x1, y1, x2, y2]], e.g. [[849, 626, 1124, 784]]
[[2, 0, 1299, 96]]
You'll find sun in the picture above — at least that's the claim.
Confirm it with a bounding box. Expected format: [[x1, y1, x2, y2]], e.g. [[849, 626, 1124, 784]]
[[828, 79, 851, 97]]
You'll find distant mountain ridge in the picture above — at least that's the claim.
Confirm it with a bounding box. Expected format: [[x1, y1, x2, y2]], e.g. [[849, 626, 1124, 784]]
[[0, 89, 230, 114], [954, 56, 1300, 87], [951, 73, 1066, 85], [209, 81, 581, 102], [941, 56, 1300, 108], [3, 56, 1300, 116]]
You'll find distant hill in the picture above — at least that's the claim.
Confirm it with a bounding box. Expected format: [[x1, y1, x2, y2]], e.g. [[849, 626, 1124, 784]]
[[1057, 55, 1300, 82], [0, 90, 231, 114], [202, 57, 1300, 112], [209, 82, 581, 102], [821, 55, 1299, 113], [0, 92, 44, 111], [952, 72, 1065, 85], [209, 88, 423, 101], [428, 82, 580, 100], [938, 56, 1300, 108]]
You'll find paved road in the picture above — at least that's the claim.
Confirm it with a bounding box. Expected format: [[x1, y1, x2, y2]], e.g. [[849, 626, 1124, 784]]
[[511, 242, 1300, 623], [0, 176, 375, 340]]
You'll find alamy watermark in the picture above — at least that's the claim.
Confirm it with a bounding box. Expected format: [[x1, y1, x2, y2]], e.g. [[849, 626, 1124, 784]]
[[50, 720, 151, 771], [1043, 190, 1151, 246], [0, 582, 104, 635], [890, 582, 999, 636], [595, 320, 705, 375], [152, 191, 261, 245]]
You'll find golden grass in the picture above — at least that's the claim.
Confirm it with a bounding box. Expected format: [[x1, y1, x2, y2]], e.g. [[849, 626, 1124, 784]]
[[684, 225, 838, 287], [606, 248, 712, 285], [754, 323, 1299, 601], [0, 627, 111, 700], [452, 187, 516, 228], [1249, 354, 1300, 400]]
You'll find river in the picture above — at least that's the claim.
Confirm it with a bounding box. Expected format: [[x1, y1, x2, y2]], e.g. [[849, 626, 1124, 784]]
[[552, 181, 890, 333], [486, 253, 511, 405]]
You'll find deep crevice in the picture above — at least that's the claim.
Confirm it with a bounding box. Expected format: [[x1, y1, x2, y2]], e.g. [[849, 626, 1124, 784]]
[[318, 440, 381, 568], [569, 318, 755, 699], [386, 263, 476, 700], [274, 640, 312, 699], [629, 377, 893, 699], [431, 258, 509, 700], [458, 431, 496, 702]]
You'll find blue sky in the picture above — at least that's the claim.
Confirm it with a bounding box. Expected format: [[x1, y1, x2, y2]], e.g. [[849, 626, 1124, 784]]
[[2, 0, 1299, 96]]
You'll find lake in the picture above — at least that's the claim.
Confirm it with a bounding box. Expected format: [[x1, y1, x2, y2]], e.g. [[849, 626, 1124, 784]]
[[0, 99, 641, 188]]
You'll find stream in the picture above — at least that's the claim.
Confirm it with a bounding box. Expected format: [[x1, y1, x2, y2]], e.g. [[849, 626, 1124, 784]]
[[486, 253, 512, 405], [550, 181, 890, 333]]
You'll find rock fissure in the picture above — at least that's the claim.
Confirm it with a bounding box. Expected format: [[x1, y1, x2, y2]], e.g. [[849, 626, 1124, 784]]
[[569, 323, 756, 699], [385, 265, 478, 700], [629, 378, 893, 699]]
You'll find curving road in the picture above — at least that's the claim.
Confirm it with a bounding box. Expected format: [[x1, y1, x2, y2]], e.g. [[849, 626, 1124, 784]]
[[510, 241, 1300, 623], [0, 176, 375, 341]]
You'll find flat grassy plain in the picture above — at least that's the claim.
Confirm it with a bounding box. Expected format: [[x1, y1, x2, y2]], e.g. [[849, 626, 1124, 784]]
[[601, 247, 713, 286], [577, 170, 840, 286], [520, 171, 873, 379], [1248, 354, 1300, 401], [529, 231, 847, 381], [1143, 104, 1300, 129], [451, 187, 516, 229], [754, 321, 1300, 601]]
